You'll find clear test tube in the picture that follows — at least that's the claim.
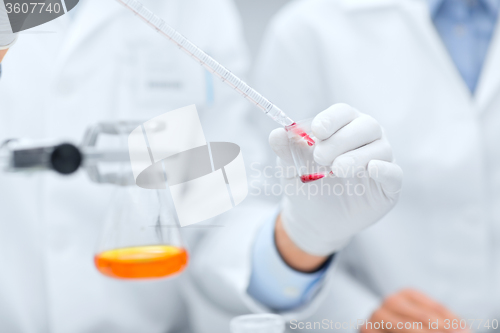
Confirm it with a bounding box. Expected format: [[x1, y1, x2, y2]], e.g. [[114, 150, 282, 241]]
[[287, 119, 331, 183]]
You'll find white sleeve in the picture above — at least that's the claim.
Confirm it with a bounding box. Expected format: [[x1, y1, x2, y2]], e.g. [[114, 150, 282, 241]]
[[184, 199, 339, 332]]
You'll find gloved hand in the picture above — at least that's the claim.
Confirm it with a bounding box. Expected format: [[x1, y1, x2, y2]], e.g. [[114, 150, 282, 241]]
[[0, 0, 17, 50], [270, 103, 403, 256]]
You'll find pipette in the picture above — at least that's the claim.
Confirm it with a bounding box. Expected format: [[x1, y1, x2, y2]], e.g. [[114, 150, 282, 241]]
[[114, 0, 315, 146]]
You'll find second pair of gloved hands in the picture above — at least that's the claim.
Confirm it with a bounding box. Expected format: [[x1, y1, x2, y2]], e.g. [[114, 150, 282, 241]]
[[270, 104, 403, 257]]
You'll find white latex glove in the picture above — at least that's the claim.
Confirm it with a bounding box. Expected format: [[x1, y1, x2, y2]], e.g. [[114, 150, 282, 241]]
[[270, 104, 403, 256], [0, 0, 17, 49]]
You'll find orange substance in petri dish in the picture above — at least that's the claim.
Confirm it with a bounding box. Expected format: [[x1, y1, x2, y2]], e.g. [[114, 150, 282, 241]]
[[95, 245, 188, 279]]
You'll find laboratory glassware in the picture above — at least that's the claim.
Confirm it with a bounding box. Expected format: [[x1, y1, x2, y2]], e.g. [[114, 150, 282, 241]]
[[0, 122, 161, 184], [0, 122, 189, 279], [0, 122, 137, 179], [230, 314, 286, 333], [114, 0, 315, 147], [0, 121, 327, 184], [88, 122, 188, 280], [287, 118, 331, 183], [0, 139, 83, 175], [1, 0, 321, 181], [95, 186, 188, 279]]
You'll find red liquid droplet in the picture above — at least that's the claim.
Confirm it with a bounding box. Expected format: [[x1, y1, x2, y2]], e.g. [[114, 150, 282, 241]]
[[286, 123, 315, 146], [300, 173, 325, 183]]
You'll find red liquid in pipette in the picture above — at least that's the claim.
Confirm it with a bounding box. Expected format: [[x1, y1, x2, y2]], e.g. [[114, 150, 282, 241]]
[[300, 173, 325, 183], [286, 123, 315, 146]]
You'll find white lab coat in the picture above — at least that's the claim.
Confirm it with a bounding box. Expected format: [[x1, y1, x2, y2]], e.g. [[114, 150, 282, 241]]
[[185, 0, 500, 331], [0, 0, 251, 331]]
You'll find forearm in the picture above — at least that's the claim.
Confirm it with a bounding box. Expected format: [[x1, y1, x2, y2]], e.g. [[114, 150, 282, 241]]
[[274, 215, 329, 272]]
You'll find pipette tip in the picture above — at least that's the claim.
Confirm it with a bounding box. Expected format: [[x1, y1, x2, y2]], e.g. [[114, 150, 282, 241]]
[[286, 123, 315, 146]]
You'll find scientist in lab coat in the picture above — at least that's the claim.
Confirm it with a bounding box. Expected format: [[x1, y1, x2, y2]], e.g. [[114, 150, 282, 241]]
[[0, 0, 252, 331], [186, 0, 500, 331]]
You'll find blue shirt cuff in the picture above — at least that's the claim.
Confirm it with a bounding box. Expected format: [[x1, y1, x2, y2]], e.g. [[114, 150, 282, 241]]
[[247, 214, 331, 311]]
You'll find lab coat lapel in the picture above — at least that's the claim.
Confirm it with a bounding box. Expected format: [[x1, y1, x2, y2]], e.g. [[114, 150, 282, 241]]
[[475, 21, 500, 112], [55, 0, 123, 69], [344, 0, 474, 102], [399, 0, 474, 100]]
